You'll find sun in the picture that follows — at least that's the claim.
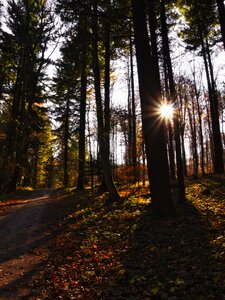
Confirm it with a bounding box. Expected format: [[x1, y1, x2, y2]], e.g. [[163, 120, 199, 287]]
[[159, 102, 174, 120]]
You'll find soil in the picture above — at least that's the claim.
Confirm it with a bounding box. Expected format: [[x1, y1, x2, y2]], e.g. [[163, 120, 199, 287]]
[[0, 190, 67, 300]]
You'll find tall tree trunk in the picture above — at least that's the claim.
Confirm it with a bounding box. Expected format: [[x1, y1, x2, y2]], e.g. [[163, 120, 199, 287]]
[[104, 16, 111, 162], [216, 0, 225, 50], [87, 105, 94, 191], [206, 100, 214, 172], [132, 0, 176, 216], [160, 0, 186, 202], [180, 131, 187, 177], [148, 0, 175, 180], [142, 138, 146, 187], [163, 53, 176, 179], [194, 80, 205, 175], [130, 31, 138, 173], [63, 98, 70, 187], [187, 100, 198, 175], [127, 69, 133, 167], [92, 0, 120, 202], [77, 37, 87, 190], [200, 34, 224, 173]]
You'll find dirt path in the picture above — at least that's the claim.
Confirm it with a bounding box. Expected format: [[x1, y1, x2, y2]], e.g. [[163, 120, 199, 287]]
[[0, 190, 60, 299]]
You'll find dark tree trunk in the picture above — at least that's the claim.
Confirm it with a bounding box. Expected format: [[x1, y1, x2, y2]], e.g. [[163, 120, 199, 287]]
[[132, 0, 176, 216], [200, 34, 224, 173], [206, 101, 214, 172], [142, 138, 146, 187], [148, 0, 175, 180], [77, 37, 87, 190], [147, 0, 161, 84], [127, 72, 133, 167], [206, 39, 224, 173], [194, 81, 205, 175], [162, 43, 176, 179], [216, 0, 225, 50], [130, 32, 138, 173], [63, 98, 70, 187], [87, 106, 94, 191], [160, 0, 186, 202], [187, 100, 198, 175], [104, 16, 111, 161], [92, 0, 120, 202], [177, 84, 188, 177], [180, 131, 187, 177]]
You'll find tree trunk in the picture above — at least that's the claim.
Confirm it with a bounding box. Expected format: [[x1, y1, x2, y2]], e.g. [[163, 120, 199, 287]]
[[77, 36, 87, 190], [206, 100, 214, 172], [127, 69, 133, 167], [130, 31, 138, 173], [132, 0, 176, 216], [206, 38, 224, 173], [200, 34, 224, 173], [63, 98, 69, 187], [162, 47, 176, 179], [92, 0, 120, 202], [148, 0, 176, 180], [104, 15, 111, 162], [194, 80, 205, 175], [187, 100, 198, 175], [160, 0, 186, 202], [216, 0, 225, 50]]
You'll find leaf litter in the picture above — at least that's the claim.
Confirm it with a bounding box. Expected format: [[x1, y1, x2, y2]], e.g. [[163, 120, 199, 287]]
[[29, 175, 224, 299]]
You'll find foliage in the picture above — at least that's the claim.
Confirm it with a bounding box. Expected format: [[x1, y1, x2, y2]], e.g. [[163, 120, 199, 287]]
[[176, 0, 218, 51], [0, 0, 55, 191]]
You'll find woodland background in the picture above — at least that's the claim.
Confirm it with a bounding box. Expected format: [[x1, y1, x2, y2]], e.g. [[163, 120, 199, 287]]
[[0, 0, 225, 213]]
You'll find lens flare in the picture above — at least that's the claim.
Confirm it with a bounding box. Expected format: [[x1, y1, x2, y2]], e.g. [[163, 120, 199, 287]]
[[159, 103, 174, 120]]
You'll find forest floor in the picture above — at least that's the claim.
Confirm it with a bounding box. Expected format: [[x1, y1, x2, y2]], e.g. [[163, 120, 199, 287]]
[[0, 174, 224, 300]]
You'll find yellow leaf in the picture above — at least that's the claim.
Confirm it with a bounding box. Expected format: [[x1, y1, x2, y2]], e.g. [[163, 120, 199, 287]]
[[151, 287, 159, 295]]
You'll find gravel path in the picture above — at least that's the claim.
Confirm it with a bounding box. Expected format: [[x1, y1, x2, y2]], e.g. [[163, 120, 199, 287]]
[[0, 190, 57, 299]]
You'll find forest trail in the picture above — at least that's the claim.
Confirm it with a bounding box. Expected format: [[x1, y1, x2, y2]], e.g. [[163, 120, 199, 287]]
[[0, 190, 59, 299]]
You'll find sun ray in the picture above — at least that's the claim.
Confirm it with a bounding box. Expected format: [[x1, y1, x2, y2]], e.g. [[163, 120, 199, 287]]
[[159, 102, 174, 120]]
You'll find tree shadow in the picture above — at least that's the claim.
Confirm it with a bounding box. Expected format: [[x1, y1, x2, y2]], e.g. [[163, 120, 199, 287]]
[[103, 201, 224, 299], [0, 259, 49, 299]]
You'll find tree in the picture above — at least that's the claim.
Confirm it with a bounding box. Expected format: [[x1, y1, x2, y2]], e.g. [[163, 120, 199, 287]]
[[216, 0, 225, 50], [76, 14, 88, 190], [160, 0, 186, 201], [51, 38, 82, 188], [92, 0, 120, 202], [132, 0, 176, 216], [178, 0, 224, 173], [0, 0, 55, 192]]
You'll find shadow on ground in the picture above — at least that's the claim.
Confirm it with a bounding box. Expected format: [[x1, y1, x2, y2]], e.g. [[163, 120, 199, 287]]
[[103, 201, 224, 300]]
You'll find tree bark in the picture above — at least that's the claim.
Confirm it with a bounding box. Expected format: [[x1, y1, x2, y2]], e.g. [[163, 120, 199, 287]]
[[200, 33, 224, 173], [132, 0, 176, 216], [130, 32, 138, 173], [63, 98, 70, 187], [92, 0, 120, 202], [148, 0, 176, 180], [194, 80, 205, 175], [104, 15, 111, 162], [216, 0, 225, 50], [77, 33, 87, 190], [187, 99, 198, 175], [160, 0, 186, 202]]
